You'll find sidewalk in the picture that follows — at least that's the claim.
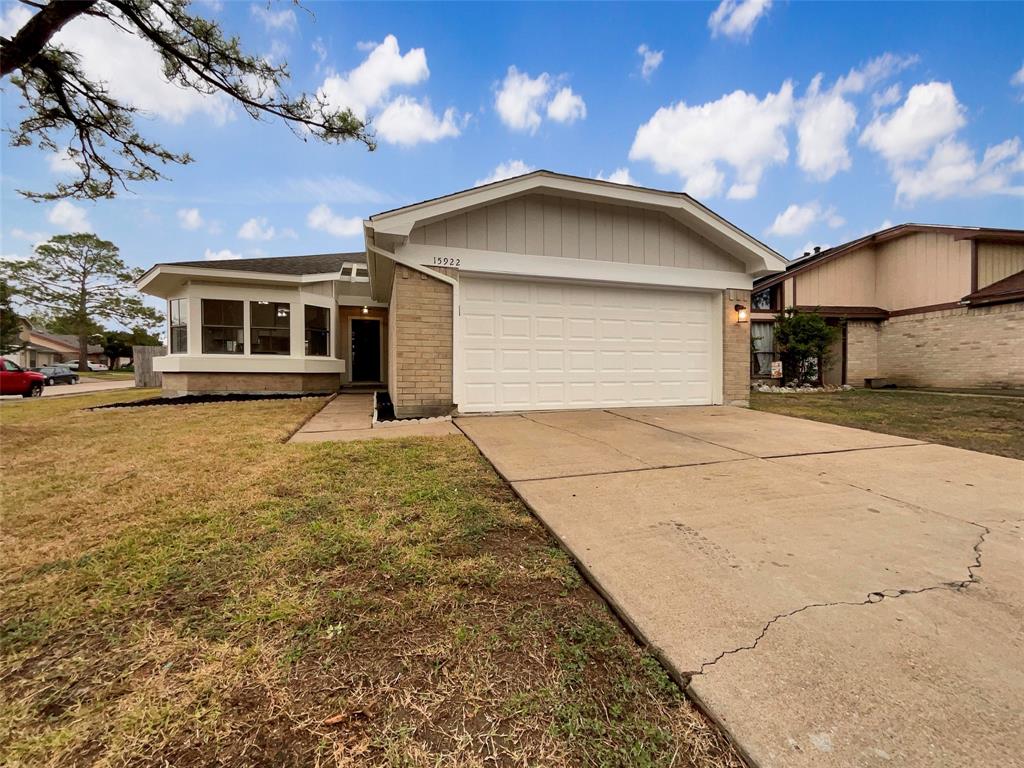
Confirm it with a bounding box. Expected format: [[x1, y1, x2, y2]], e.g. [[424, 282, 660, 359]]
[[288, 394, 458, 443]]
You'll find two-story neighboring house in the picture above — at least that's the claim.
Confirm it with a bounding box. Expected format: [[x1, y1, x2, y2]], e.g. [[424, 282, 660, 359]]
[[750, 223, 1024, 390]]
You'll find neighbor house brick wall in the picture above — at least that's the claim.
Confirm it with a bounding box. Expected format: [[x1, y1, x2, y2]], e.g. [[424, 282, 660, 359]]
[[845, 320, 880, 386], [390, 265, 455, 418], [161, 371, 340, 395], [876, 302, 1024, 389], [723, 288, 751, 406]]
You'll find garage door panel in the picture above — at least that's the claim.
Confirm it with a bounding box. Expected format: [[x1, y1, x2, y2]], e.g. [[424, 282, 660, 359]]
[[460, 277, 715, 412]]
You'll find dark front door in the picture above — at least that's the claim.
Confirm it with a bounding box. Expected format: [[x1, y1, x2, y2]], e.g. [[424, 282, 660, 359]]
[[351, 319, 381, 382]]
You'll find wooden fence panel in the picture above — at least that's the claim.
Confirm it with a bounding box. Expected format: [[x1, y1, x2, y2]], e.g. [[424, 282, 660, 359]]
[[133, 345, 166, 388]]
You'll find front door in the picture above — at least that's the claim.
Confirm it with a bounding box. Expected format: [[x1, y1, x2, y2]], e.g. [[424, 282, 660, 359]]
[[351, 319, 381, 382]]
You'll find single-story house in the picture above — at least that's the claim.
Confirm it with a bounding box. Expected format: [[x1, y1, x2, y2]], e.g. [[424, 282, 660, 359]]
[[7, 317, 105, 368], [137, 171, 787, 415], [749, 223, 1024, 389]]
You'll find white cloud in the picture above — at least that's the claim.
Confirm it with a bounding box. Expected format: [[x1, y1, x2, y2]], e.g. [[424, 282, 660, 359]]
[[708, 0, 772, 40], [797, 75, 858, 181], [596, 168, 638, 186], [1012, 63, 1024, 102], [796, 55, 917, 182], [251, 4, 297, 33], [768, 203, 817, 237], [177, 208, 204, 231], [547, 87, 586, 124], [767, 201, 845, 237], [47, 201, 91, 232], [629, 82, 793, 199], [10, 228, 49, 247], [859, 81, 1024, 202], [495, 67, 552, 132], [204, 248, 242, 261], [48, 149, 78, 175], [51, 9, 230, 125], [872, 83, 902, 110], [475, 160, 535, 186], [238, 216, 276, 240], [833, 53, 918, 96], [860, 81, 965, 163], [317, 35, 429, 122], [637, 44, 663, 80], [891, 137, 1024, 202], [356, 40, 379, 52], [793, 241, 832, 260], [376, 96, 462, 145], [307, 204, 363, 237]]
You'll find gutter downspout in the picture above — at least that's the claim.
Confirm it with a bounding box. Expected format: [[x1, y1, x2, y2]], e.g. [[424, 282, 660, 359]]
[[366, 241, 462, 412]]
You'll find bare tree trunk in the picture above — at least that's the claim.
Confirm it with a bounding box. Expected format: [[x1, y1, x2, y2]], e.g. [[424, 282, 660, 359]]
[[79, 334, 90, 375]]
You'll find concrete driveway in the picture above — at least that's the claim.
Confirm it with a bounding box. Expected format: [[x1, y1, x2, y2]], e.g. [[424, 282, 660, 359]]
[[456, 406, 1024, 768]]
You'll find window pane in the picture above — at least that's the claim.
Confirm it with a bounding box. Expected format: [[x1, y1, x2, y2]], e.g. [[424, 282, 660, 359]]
[[170, 326, 187, 354], [752, 289, 772, 311], [250, 301, 290, 328], [305, 329, 329, 356], [203, 299, 243, 327], [202, 326, 244, 354], [252, 327, 290, 355], [304, 305, 329, 331]]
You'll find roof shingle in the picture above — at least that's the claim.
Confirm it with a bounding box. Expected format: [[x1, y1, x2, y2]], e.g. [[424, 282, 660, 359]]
[[162, 252, 365, 276]]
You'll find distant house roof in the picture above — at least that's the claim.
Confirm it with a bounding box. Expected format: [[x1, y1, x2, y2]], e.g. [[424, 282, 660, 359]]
[[26, 329, 102, 356], [755, 223, 1024, 290], [161, 252, 365, 276], [961, 269, 1024, 307]]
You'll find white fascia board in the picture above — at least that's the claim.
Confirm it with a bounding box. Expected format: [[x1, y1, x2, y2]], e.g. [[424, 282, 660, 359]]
[[136, 265, 341, 296], [397, 243, 753, 291], [155, 355, 346, 374]]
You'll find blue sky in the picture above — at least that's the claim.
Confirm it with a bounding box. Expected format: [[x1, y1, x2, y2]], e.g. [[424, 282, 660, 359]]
[[2, 0, 1023, 279]]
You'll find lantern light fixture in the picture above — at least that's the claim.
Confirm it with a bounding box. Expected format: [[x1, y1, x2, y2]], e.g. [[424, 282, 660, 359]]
[[735, 304, 749, 323]]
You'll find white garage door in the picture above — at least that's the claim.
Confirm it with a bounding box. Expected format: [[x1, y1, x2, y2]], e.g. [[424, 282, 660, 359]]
[[459, 276, 716, 412]]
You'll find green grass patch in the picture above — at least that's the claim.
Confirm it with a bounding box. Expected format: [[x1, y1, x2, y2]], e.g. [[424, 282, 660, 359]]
[[751, 389, 1024, 460], [1, 392, 739, 768]]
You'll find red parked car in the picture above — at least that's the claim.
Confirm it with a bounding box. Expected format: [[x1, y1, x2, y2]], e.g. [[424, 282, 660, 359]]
[[0, 358, 45, 398]]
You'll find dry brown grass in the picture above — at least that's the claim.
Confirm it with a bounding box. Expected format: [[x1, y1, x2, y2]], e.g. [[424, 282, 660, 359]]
[[1, 392, 740, 768]]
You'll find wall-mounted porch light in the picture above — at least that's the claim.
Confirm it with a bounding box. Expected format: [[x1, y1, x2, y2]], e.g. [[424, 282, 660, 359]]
[[735, 303, 749, 323], [361, 305, 369, 315]]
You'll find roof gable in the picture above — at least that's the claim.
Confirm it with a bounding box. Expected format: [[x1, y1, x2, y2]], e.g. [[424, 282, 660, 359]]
[[367, 170, 786, 276]]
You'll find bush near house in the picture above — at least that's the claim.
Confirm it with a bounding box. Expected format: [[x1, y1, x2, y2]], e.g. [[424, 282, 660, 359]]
[[773, 308, 839, 385]]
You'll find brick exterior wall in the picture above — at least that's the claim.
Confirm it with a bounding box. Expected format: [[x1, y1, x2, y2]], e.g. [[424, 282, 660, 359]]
[[845, 320, 880, 386], [390, 265, 455, 418], [876, 302, 1024, 389], [723, 288, 751, 406], [162, 371, 340, 395]]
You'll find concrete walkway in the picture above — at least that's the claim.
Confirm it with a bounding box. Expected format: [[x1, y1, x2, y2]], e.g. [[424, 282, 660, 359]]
[[288, 394, 459, 443], [456, 406, 1024, 768]]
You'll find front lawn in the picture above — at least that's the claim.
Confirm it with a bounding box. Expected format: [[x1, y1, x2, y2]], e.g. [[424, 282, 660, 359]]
[[1, 392, 738, 767], [751, 389, 1024, 460]]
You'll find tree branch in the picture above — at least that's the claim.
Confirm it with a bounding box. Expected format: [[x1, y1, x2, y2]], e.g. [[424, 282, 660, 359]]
[[0, 0, 95, 77]]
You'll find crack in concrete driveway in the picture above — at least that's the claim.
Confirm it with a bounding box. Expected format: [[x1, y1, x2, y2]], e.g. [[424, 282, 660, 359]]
[[457, 406, 1024, 768]]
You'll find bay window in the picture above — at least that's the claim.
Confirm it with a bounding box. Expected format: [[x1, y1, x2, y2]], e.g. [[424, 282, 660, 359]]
[[202, 299, 244, 354], [251, 301, 291, 355]]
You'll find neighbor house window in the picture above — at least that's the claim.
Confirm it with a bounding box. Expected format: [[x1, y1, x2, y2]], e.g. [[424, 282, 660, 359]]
[[304, 305, 330, 356], [751, 321, 775, 377], [250, 301, 290, 355], [202, 299, 244, 354], [169, 298, 187, 354], [752, 287, 777, 311]]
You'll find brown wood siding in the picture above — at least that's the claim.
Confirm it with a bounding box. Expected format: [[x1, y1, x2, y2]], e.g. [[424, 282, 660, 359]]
[[977, 242, 1024, 289], [873, 232, 972, 311], [793, 246, 877, 307], [409, 193, 744, 272]]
